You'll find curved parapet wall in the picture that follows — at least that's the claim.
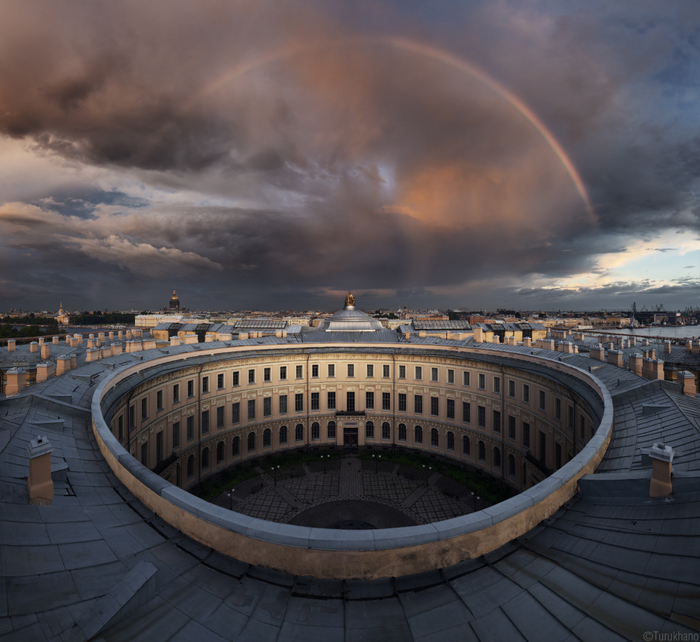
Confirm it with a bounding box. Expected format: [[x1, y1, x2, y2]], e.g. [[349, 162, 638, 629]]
[[91, 342, 613, 580]]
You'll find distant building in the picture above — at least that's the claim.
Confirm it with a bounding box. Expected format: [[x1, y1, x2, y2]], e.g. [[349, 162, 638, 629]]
[[169, 290, 181, 310]]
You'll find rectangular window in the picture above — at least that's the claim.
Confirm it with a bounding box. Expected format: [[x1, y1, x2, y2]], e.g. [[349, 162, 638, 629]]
[[327, 391, 336, 410], [232, 371, 240, 387], [478, 406, 486, 428], [367, 364, 374, 378], [478, 374, 485, 389], [232, 403, 240, 424], [399, 424, 407, 441], [279, 395, 287, 414], [493, 410, 501, 433], [398, 393, 407, 412], [555, 398, 561, 420], [296, 365, 303, 379], [431, 367, 439, 382], [415, 366, 422, 380], [414, 395, 423, 413], [248, 369, 255, 384], [347, 364, 355, 378], [263, 368, 271, 383], [328, 364, 335, 377], [312, 364, 319, 378], [365, 391, 374, 409], [383, 364, 390, 378], [463, 371, 470, 386], [217, 373, 224, 390], [399, 365, 406, 379], [431, 397, 439, 416], [201, 410, 209, 434], [141, 397, 148, 420], [508, 415, 516, 440], [311, 392, 320, 410], [382, 392, 391, 411], [187, 416, 194, 441], [312, 423, 320, 440], [280, 366, 287, 381], [539, 431, 547, 462], [523, 422, 530, 448], [447, 399, 455, 419], [263, 397, 272, 417], [172, 421, 180, 448], [366, 422, 374, 439], [187, 380, 194, 398], [523, 384, 530, 403], [118, 415, 124, 441], [156, 390, 163, 412], [382, 423, 391, 439], [217, 406, 225, 428], [173, 384, 180, 404], [493, 377, 501, 394], [346, 392, 355, 412], [539, 390, 546, 411], [156, 431, 163, 463], [202, 376, 209, 394], [447, 369, 455, 384], [328, 422, 336, 438], [462, 402, 471, 423], [247, 399, 255, 421], [295, 393, 304, 412], [508, 380, 515, 398]]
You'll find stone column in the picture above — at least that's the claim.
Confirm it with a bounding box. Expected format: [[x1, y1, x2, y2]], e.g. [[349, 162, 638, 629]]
[[36, 361, 55, 382], [649, 442, 674, 498], [5, 368, 27, 396], [679, 371, 697, 396], [7, 339, 15, 352], [27, 436, 54, 505]]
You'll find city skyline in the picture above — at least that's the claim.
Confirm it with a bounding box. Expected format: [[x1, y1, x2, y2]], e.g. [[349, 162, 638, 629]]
[[0, 1, 698, 311]]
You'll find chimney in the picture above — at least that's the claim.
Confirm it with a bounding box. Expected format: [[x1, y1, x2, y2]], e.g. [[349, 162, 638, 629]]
[[27, 436, 54, 505], [649, 442, 674, 498]]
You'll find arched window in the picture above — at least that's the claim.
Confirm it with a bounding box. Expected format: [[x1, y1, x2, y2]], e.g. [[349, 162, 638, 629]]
[[232, 436, 240, 456], [462, 435, 470, 456], [263, 428, 271, 447], [415, 425, 423, 444], [508, 454, 516, 477], [365, 421, 374, 439], [295, 423, 304, 442], [311, 422, 320, 440], [493, 446, 501, 468], [247, 432, 256, 452], [382, 422, 391, 440], [431, 428, 439, 447], [478, 440, 485, 461], [202, 447, 210, 469], [327, 421, 336, 439], [186, 454, 194, 478], [279, 426, 288, 444], [398, 423, 407, 442], [447, 431, 455, 451], [216, 441, 224, 463]]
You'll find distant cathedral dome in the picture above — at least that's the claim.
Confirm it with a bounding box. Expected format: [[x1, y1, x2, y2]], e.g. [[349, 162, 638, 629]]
[[169, 290, 181, 310], [315, 294, 385, 332]]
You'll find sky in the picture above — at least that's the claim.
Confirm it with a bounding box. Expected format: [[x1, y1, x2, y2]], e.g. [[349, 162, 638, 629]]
[[0, 0, 698, 313]]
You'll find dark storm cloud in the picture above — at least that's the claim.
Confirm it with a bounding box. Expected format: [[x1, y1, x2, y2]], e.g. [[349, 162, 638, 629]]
[[0, 0, 698, 310]]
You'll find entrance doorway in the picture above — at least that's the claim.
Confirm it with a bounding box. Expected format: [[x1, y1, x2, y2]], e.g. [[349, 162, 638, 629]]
[[344, 427, 358, 447]]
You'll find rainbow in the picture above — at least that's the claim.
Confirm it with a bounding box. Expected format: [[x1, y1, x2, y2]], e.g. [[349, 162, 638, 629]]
[[144, 36, 596, 225]]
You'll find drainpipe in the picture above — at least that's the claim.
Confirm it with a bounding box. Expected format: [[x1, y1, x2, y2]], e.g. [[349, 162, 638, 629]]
[[197, 361, 205, 484], [392, 351, 396, 449], [306, 353, 310, 449], [499, 365, 505, 482]]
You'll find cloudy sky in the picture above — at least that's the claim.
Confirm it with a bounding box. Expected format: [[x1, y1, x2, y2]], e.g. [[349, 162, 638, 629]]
[[0, 0, 698, 313]]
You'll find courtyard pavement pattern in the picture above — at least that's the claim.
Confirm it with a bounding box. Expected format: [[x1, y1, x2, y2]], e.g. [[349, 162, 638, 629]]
[[0, 338, 699, 640], [218, 457, 477, 527]]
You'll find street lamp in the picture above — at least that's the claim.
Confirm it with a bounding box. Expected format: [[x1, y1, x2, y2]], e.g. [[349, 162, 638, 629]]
[[272, 465, 280, 486], [227, 489, 235, 511], [320, 454, 327, 474], [423, 464, 432, 486]]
